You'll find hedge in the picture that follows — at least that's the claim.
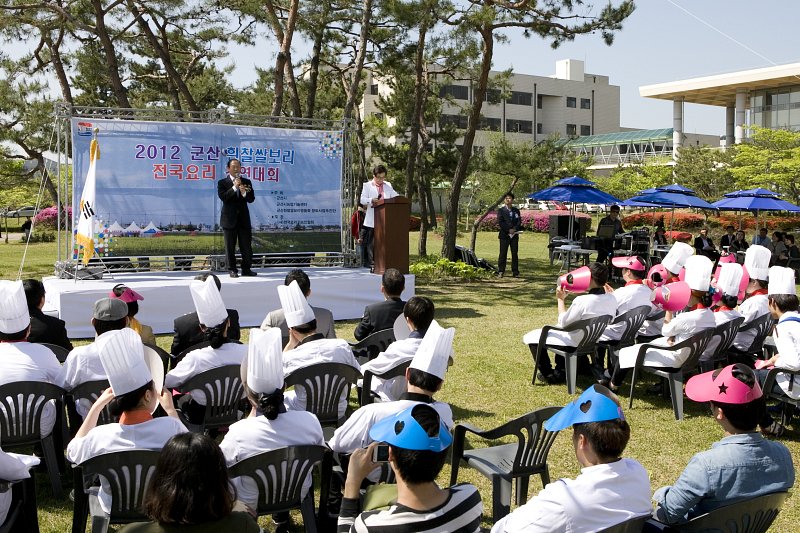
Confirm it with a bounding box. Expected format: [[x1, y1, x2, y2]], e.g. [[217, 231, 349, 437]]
[[478, 210, 592, 233]]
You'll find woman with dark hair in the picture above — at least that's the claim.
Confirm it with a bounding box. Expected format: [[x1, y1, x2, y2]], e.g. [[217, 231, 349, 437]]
[[785, 234, 799, 259], [66, 329, 186, 517], [165, 277, 247, 424], [109, 284, 156, 345], [122, 433, 259, 532], [219, 329, 324, 521]]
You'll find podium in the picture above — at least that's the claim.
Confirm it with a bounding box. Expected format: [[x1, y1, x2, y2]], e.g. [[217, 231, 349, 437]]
[[373, 196, 410, 274]]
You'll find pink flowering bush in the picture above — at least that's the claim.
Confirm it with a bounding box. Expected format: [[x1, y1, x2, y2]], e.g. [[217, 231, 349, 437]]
[[479, 210, 590, 233], [33, 205, 72, 229]]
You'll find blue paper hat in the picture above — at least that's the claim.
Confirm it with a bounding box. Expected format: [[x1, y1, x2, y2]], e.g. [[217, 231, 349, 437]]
[[544, 385, 625, 432], [369, 404, 452, 452]]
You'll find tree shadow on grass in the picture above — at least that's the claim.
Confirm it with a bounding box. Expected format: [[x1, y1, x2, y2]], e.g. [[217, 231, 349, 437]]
[[449, 403, 496, 422]]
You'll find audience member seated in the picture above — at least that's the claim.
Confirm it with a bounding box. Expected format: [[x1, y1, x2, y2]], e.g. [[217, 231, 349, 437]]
[[23, 278, 72, 351], [752, 266, 800, 437], [0, 280, 62, 437], [279, 281, 360, 418], [170, 273, 240, 356], [732, 245, 771, 352], [652, 226, 668, 247], [650, 364, 795, 526], [0, 449, 34, 525], [609, 255, 716, 390], [67, 329, 187, 518], [638, 242, 694, 339], [492, 385, 651, 532], [729, 230, 749, 254], [785, 234, 799, 261], [260, 268, 335, 349], [121, 433, 259, 532], [165, 277, 248, 425], [523, 262, 617, 384], [694, 226, 720, 264], [752, 227, 774, 252], [719, 225, 736, 249], [109, 284, 155, 345], [703, 263, 745, 364], [353, 268, 406, 341], [597, 256, 653, 357], [595, 205, 624, 263], [219, 328, 324, 526], [337, 404, 482, 533], [771, 231, 789, 266], [57, 298, 129, 418], [360, 296, 435, 402]]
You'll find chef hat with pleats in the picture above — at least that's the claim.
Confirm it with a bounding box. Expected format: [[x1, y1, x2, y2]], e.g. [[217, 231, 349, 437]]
[[410, 321, 455, 380], [0, 280, 30, 334], [97, 328, 152, 395], [277, 280, 314, 328], [744, 245, 771, 281], [718, 263, 744, 297], [768, 266, 797, 296], [661, 242, 694, 274], [684, 255, 713, 292], [247, 328, 284, 394], [190, 276, 228, 327]]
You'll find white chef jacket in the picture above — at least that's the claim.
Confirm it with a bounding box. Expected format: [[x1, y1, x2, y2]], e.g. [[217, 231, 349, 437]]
[[733, 293, 769, 350], [618, 308, 716, 369], [600, 282, 654, 342], [360, 180, 398, 228], [57, 333, 115, 418], [66, 417, 187, 514], [359, 335, 423, 402], [0, 342, 62, 437], [491, 458, 651, 533], [772, 311, 800, 400], [164, 343, 248, 405], [283, 337, 361, 418], [219, 410, 325, 509], [522, 292, 617, 347], [0, 450, 35, 524], [701, 308, 744, 362], [260, 306, 336, 341]]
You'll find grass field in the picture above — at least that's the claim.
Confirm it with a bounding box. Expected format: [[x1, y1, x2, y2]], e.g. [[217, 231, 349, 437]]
[[1, 230, 798, 532]]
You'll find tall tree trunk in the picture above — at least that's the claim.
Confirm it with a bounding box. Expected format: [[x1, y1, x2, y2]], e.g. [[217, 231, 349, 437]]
[[91, 0, 131, 109], [304, 5, 329, 119], [45, 30, 73, 105], [284, 56, 302, 117], [405, 17, 428, 201], [469, 177, 518, 251], [426, 183, 436, 227], [267, 0, 300, 117], [441, 26, 493, 259], [342, 0, 373, 120], [417, 177, 429, 257]]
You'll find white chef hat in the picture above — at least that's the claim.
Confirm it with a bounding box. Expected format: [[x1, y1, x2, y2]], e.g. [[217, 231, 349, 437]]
[[0, 280, 30, 334], [717, 263, 744, 297], [97, 328, 153, 396], [684, 255, 713, 292], [277, 280, 314, 328], [247, 328, 284, 394], [190, 276, 228, 327], [768, 266, 797, 296], [744, 245, 771, 281], [410, 320, 455, 380], [661, 242, 694, 274]]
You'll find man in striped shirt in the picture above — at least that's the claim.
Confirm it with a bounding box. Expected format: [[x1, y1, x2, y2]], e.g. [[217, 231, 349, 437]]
[[337, 404, 483, 532]]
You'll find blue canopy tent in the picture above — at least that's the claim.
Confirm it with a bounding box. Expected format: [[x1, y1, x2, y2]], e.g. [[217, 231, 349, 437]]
[[712, 188, 800, 232], [528, 176, 621, 240], [620, 184, 717, 233]]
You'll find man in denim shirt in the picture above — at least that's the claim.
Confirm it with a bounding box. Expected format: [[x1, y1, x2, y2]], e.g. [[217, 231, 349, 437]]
[[652, 364, 794, 525]]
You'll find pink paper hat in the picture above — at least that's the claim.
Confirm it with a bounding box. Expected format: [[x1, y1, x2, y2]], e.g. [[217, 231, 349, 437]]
[[718, 252, 737, 265], [109, 285, 144, 303], [651, 281, 691, 312], [646, 264, 670, 288], [685, 364, 763, 404], [611, 255, 647, 271], [558, 266, 592, 293]]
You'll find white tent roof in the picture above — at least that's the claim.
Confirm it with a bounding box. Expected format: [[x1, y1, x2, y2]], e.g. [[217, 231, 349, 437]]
[[141, 221, 160, 233], [108, 221, 125, 233], [124, 222, 142, 233]]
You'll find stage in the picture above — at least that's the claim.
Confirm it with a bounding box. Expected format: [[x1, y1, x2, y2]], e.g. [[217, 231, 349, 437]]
[[43, 268, 416, 339]]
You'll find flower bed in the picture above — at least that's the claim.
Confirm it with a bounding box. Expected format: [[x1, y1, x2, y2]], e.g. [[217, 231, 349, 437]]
[[479, 210, 591, 233], [622, 210, 800, 232]]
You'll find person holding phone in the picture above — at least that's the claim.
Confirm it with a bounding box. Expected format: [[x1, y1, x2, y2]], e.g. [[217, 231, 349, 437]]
[[359, 165, 398, 270], [217, 158, 256, 278]]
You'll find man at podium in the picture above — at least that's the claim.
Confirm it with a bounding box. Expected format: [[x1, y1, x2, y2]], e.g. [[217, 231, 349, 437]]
[[360, 164, 398, 269]]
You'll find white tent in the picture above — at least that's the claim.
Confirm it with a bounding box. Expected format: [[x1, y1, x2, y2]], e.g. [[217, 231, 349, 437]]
[[141, 221, 160, 233], [108, 221, 125, 234], [124, 222, 142, 234]]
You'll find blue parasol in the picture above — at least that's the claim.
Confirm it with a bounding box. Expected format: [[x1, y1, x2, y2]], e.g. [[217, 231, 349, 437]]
[[528, 177, 621, 239], [712, 188, 800, 231], [621, 183, 717, 210]]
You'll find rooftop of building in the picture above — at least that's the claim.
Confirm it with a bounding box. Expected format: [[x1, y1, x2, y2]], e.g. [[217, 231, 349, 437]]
[[564, 128, 673, 147]]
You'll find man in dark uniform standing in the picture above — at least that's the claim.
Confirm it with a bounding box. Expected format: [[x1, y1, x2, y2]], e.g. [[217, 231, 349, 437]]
[[498, 192, 522, 277], [217, 158, 256, 278]]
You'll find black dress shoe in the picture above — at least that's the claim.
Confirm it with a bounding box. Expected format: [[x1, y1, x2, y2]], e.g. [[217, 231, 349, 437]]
[[241, 270, 258, 277], [228, 271, 239, 278]]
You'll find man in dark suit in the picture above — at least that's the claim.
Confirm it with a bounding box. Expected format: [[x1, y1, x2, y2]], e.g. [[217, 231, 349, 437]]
[[497, 191, 522, 278], [170, 273, 241, 357], [23, 279, 73, 351], [217, 158, 256, 278], [719, 225, 736, 249], [694, 226, 720, 265], [354, 268, 406, 340]]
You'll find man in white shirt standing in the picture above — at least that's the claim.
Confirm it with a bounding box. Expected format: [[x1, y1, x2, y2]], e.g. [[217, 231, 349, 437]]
[[359, 164, 398, 269]]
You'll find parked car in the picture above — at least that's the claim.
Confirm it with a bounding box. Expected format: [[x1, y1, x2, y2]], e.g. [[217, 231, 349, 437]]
[[583, 204, 606, 214], [517, 198, 537, 210], [6, 206, 37, 217]]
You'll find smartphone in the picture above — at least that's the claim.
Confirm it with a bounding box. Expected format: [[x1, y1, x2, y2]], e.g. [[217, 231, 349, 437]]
[[372, 443, 390, 463]]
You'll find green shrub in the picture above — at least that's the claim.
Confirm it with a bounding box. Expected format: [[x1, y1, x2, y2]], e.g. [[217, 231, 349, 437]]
[[410, 256, 493, 281], [26, 232, 56, 243]]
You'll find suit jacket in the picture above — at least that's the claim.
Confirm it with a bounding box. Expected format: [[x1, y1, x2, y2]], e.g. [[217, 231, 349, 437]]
[[497, 205, 522, 240], [694, 235, 716, 254], [353, 297, 406, 341], [170, 309, 241, 355], [27, 308, 73, 351], [260, 306, 336, 346], [217, 175, 255, 230], [719, 234, 735, 248]]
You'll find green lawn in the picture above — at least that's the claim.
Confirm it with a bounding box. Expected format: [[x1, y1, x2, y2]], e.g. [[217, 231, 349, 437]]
[[2, 230, 799, 532]]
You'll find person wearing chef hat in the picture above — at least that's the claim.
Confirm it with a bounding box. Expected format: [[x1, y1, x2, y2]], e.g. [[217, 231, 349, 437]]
[[165, 277, 248, 425], [522, 262, 617, 384], [67, 328, 187, 516], [219, 328, 324, 526], [640, 242, 695, 340], [752, 266, 800, 438], [731, 245, 772, 352], [651, 364, 794, 526], [280, 280, 361, 419], [700, 263, 746, 368], [0, 280, 62, 438], [608, 255, 717, 391], [492, 385, 651, 533]]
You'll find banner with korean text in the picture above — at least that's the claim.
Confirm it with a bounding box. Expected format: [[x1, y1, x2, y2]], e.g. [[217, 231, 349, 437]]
[[70, 118, 344, 259]]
